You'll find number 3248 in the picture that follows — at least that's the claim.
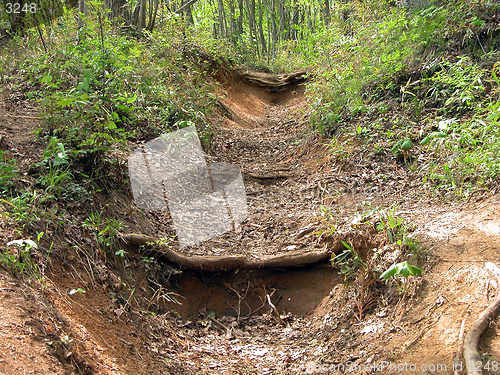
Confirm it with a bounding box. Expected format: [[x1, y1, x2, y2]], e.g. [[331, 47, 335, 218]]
[[6, 3, 37, 13]]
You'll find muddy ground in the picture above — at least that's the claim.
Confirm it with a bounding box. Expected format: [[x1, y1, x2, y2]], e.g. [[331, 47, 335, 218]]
[[0, 66, 499, 374]]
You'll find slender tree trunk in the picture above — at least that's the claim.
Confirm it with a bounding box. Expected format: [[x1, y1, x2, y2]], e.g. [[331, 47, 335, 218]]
[[217, 0, 226, 37], [300, 8, 304, 39], [78, 0, 88, 27], [285, 0, 291, 40], [147, 0, 153, 27], [250, 0, 259, 56], [306, 6, 312, 32], [270, 0, 277, 57], [245, 0, 253, 52], [265, 0, 271, 58], [322, 0, 330, 27], [291, 0, 298, 40], [138, 0, 146, 33], [105, 0, 130, 24], [185, 3, 195, 24], [211, 0, 218, 38], [228, 0, 235, 41], [237, 0, 244, 35], [278, 0, 285, 40], [257, 0, 267, 56], [175, 0, 198, 24], [147, 0, 159, 30]]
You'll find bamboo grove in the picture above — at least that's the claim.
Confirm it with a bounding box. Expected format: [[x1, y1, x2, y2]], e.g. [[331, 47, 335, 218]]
[[189, 0, 336, 59]]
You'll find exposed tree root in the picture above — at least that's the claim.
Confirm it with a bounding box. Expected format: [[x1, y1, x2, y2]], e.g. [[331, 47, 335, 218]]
[[463, 294, 500, 375], [119, 233, 342, 271], [239, 70, 309, 92], [183, 47, 310, 93]]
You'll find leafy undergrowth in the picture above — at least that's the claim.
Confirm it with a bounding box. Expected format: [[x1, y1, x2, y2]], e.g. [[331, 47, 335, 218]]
[[2, 9, 218, 199], [294, 1, 500, 199], [320, 56, 500, 200]]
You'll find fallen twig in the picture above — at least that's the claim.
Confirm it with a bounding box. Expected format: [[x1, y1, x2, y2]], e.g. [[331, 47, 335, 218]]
[[453, 305, 470, 375], [440, 259, 498, 263], [207, 316, 232, 336], [299, 175, 346, 192], [466, 189, 489, 203], [405, 308, 447, 350], [266, 294, 285, 326]]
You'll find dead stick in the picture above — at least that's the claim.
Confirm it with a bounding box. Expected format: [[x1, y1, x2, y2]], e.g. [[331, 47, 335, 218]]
[[440, 259, 498, 263], [208, 316, 230, 332], [406, 311, 444, 350], [266, 294, 285, 326], [453, 306, 470, 375]]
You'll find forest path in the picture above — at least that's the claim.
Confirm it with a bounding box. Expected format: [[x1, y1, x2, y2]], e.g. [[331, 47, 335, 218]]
[[1, 66, 500, 374], [170, 69, 335, 260], [171, 68, 500, 371]]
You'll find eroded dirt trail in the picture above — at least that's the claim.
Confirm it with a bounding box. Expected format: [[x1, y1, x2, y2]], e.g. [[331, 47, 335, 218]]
[[145, 69, 500, 373], [1, 67, 500, 374], [192, 70, 500, 373], [179, 72, 333, 260]]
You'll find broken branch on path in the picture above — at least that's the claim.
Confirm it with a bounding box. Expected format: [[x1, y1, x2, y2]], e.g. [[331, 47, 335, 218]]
[[266, 293, 285, 326], [244, 172, 292, 183], [118, 233, 334, 271], [453, 305, 470, 375]]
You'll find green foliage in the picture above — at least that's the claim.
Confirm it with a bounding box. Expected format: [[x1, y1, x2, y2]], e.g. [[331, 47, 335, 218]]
[[0, 151, 18, 193], [302, 2, 447, 120], [355, 203, 417, 248], [290, 1, 496, 138], [391, 137, 414, 164], [142, 256, 155, 263], [83, 212, 123, 254], [353, 204, 425, 295], [423, 57, 486, 113], [2, 0, 497, 204], [302, 2, 500, 196], [1, 233, 44, 280], [0, 190, 44, 231], [375, 209, 407, 244], [331, 241, 366, 281], [5, 5, 215, 181], [419, 114, 500, 197], [33, 136, 73, 196], [0, 0, 65, 32], [323, 137, 353, 165], [379, 259, 423, 295], [115, 249, 128, 258], [391, 138, 413, 154], [380, 261, 423, 280], [69, 288, 86, 295]]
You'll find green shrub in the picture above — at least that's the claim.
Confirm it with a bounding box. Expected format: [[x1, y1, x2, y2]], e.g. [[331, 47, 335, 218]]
[[0, 151, 18, 194]]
